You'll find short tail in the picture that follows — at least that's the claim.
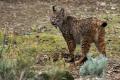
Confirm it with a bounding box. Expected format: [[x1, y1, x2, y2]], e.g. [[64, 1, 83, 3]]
[[101, 22, 107, 27]]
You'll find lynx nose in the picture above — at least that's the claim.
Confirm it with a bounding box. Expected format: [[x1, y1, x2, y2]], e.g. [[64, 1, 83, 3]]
[[50, 18, 56, 25], [51, 21, 56, 25]]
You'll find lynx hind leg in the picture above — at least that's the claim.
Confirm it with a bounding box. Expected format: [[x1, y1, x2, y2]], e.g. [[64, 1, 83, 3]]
[[75, 38, 91, 65], [94, 28, 106, 56], [95, 35, 106, 56]]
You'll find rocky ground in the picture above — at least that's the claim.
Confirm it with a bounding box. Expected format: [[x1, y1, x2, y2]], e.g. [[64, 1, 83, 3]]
[[106, 57, 120, 80]]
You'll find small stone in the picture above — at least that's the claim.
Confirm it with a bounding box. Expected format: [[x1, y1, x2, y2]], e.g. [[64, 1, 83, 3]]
[[111, 6, 116, 10], [100, 2, 106, 6]]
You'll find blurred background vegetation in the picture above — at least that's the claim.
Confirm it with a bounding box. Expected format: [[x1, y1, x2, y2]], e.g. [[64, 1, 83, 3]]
[[0, 0, 120, 80]]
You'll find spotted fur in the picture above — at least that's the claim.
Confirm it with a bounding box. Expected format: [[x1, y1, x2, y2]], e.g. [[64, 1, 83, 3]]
[[50, 5, 107, 64]]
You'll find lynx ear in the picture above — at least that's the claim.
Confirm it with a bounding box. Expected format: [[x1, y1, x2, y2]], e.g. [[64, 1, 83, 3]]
[[60, 8, 64, 15], [52, 5, 56, 12]]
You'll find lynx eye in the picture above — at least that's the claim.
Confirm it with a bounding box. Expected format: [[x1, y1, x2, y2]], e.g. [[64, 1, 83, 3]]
[[52, 16, 57, 20]]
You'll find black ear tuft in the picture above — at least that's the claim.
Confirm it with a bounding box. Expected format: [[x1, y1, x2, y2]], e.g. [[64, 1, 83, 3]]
[[52, 5, 56, 12], [101, 22, 107, 27]]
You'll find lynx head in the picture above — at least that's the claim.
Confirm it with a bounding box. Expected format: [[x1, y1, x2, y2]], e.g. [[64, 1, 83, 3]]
[[50, 5, 65, 28]]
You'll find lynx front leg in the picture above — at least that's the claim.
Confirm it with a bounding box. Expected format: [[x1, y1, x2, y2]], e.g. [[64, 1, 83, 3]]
[[75, 39, 91, 65], [63, 34, 76, 63], [66, 40, 76, 62], [63, 34, 77, 71]]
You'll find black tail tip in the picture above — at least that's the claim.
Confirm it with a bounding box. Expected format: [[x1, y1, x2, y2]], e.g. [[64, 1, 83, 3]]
[[101, 22, 107, 27]]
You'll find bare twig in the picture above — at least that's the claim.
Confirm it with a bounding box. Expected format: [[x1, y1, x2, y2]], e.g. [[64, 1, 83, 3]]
[[19, 70, 26, 80]]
